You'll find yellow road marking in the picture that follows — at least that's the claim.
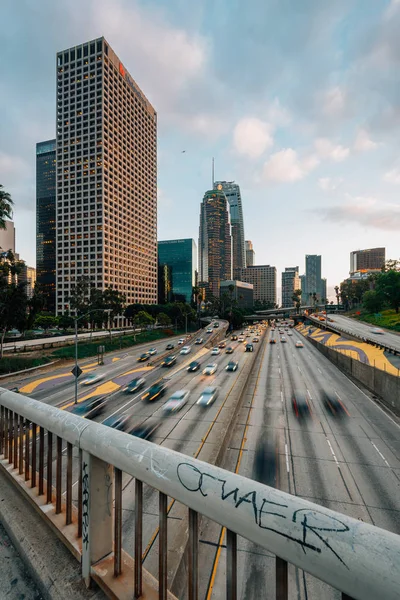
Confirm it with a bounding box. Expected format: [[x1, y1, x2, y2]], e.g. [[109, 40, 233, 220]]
[[19, 361, 99, 394], [61, 380, 121, 410]]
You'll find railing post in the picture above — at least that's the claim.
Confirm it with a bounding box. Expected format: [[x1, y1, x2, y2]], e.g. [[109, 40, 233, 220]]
[[276, 556, 288, 600], [81, 450, 113, 587], [226, 529, 237, 600], [134, 478, 143, 598], [188, 508, 198, 600], [0, 404, 3, 455]]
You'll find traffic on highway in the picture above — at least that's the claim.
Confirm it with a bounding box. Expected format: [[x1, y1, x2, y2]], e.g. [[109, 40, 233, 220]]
[[6, 318, 400, 599]]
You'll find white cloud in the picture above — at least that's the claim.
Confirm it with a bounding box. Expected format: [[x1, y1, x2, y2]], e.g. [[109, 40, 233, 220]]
[[318, 177, 343, 192], [321, 86, 347, 117], [233, 117, 274, 159], [263, 148, 318, 183], [354, 129, 377, 152], [315, 138, 350, 162], [266, 98, 291, 127], [320, 195, 400, 231], [384, 167, 400, 184]]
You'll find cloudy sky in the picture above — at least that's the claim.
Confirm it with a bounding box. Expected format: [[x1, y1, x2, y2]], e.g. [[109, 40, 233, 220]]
[[1, 0, 400, 300]]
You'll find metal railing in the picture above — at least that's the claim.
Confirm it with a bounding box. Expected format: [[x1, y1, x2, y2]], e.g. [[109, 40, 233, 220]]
[[0, 388, 400, 600]]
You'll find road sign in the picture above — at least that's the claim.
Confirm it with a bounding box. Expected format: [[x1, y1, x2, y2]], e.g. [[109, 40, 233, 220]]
[[71, 365, 83, 378]]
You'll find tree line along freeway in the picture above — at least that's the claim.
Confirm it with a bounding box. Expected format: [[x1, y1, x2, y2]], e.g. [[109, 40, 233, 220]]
[[3, 320, 400, 600]]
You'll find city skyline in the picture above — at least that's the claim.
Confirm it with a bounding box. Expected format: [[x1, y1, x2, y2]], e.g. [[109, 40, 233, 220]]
[[1, 1, 399, 294]]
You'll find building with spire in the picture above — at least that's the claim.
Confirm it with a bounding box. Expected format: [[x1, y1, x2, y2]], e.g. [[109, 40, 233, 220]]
[[214, 181, 245, 279]]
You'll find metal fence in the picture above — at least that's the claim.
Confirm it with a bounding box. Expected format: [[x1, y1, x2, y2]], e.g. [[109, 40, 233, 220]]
[[1, 388, 400, 600]]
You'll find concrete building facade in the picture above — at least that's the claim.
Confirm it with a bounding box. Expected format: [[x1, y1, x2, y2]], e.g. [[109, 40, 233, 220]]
[[56, 37, 157, 314], [240, 265, 276, 306], [245, 240, 255, 267], [350, 248, 385, 274], [281, 266, 300, 308], [0, 221, 15, 254], [220, 280, 253, 309]]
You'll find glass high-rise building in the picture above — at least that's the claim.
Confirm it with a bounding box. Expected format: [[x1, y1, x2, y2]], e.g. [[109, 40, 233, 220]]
[[36, 139, 56, 313], [214, 181, 245, 278], [56, 38, 157, 315], [199, 189, 232, 298], [301, 255, 326, 303], [158, 239, 197, 303]]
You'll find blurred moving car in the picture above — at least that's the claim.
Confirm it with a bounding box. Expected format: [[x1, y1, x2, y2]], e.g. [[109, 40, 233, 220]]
[[245, 343, 254, 352], [371, 328, 384, 334], [295, 341, 304, 348], [292, 390, 310, 418], [124, 377, 146, 393], [287, 331, 293, 336], [269, 338, 276, 344], [226, 346, 234, 354], [141, 381, 167, 402], [180, 346, 191, 355], [103, 414, 130, 431], [211, 347, 220, 355], [252, 337, 259, 343], [129, 421, 160, 440], [69, 396, 107, 419], [322, 391, 348, 417], [197, 386, 219, 407], [254, 439, 277, 487], [148, 348, 157, 356], [195, 338, 203, 344], [165, 343, 174, 350], [162, 390, 190, 414], [226, 361, 238, 372], [137, 353, 151, 362], [238, 336, 245, 343], [231, 335, 238, 341], [218, 341, 226, 349], [81, 372, 105, 386], [206, 328, 213, 334], [280, 336, 287, 343], [203, 363, 218, 375], [213, 322, 220, 328], [187, 361, 200, 372], [161, 355, 177, 367], [178, 338, 185, 345]]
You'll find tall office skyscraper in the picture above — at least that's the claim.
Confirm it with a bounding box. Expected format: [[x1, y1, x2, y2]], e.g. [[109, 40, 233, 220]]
[[350, 248, 385, 274], [199, 189, 232, 298], [0, 221, 15, 254], [36, 139, 56, 312], [301, 255, 326, 303], [158, 239, 197, 303], [245, 240, 255, 267], [214, 181, 245, 278], [56, 38, 157, 315], [281, 266, 300, 308], [240, 265, 276, 306]]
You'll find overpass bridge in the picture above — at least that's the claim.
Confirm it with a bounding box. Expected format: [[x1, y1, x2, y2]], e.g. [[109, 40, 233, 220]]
[[0, 387, 399, 600]]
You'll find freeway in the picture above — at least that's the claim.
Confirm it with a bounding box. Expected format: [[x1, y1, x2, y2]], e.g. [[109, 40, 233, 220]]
[[3, 328, 137, 351], [197, 325, 400, 600], [322, 313, 400, 352]]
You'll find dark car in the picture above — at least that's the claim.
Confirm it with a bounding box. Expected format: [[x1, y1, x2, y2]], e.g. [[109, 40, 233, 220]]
[[231, 335, 238, 341], [129, 421, 160, 440], [245, 343, 254, 352], [218, 341, 226, 349], [137, 352, 150, 362], [226, 361, 238, 372], [161, 355, 177, 368], [166, 343, 174, 350], [269, 338, 276, 344], [226, 346, 234, 354], [187, 361, 201, 372], [69, 396, 107, 419], [322, 391, 348, 417], [124, 377, 146, 393], [292, 390, 310, 419], [141, 381, 167, 402], [213, 322, 220, 328], [103, 414, 130, 431]]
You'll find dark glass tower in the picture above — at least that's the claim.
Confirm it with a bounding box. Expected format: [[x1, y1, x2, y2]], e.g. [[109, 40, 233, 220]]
[[214, 181, 245, 278], [158, 239, 197, 303], [36, 139, 56, 313], [199, 190, 232, 298]]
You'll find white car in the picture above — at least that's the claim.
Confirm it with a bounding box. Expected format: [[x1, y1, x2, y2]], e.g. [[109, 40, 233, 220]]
[[178, 338, 185, 345], [211, 347, 220, 355], [162, 390, 190, 414], [197, 387, 219, 407], [180, 346, 191, 355], [203, 363, 218, 375], [148, 347, 157, 355], [206, 328, 213, 334], [81, 372, 105, 386], [295, 341, 304, 348], [238, 337, 245, 343], [195, 338, 203, 344], [287, 331, 293, 336], [281, 336, 287, 343], [371, 328, 384, 335]]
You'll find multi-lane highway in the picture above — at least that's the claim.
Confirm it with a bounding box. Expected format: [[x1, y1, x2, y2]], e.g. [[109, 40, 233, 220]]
[[7, 319, 400, 599], [3, 327, 137, 351], [323, 313, 400, 352]]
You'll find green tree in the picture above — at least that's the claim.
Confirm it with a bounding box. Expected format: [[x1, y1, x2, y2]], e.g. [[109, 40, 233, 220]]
[[375, 261, 400, 313], [0, 252, 27, 357], [134, 310, 154, 331], [291, 289, 302, 314], [34, 314, 58, 332], [67, 276, 91, 317], [0, 185, 14, 231], [58, 312, 74, 330], [157, 312, 171, 327], [362, 290, 385, 314], [26, 283, 47, 331]]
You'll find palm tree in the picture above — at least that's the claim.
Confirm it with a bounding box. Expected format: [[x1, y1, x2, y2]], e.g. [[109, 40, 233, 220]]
[[0, 185, 14, 231], [334, 285, 340, 307]]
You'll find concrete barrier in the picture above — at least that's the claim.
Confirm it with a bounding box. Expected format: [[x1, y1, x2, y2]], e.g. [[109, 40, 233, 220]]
[[307, 336, 400, 417]]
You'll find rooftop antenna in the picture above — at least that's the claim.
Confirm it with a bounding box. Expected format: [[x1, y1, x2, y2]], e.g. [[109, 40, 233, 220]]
[[212, 157, 215, 189]]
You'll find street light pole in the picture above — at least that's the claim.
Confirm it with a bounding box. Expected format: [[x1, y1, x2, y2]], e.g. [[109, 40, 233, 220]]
[[74, 317, 78, 405]]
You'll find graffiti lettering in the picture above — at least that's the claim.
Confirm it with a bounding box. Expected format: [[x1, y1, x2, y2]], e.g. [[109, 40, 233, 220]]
[[177, 462, 349, 568], [82, 461, 89, 551]]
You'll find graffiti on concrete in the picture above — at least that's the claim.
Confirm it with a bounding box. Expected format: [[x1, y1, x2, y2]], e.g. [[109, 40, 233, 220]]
[[82, 461, 89, 551], [177, 462, 349, 568]]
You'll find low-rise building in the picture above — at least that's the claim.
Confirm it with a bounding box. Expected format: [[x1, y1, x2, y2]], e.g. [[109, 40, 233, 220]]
[[220, 280, 254, 309]]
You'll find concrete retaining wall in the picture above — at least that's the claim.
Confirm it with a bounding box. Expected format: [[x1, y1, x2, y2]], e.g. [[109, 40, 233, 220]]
[[307, 336, 400, 417]]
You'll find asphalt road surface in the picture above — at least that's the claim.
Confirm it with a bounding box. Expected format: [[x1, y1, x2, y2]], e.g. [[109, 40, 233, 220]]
[[199, 326, 400, 600], [327, 314, 400, 351]]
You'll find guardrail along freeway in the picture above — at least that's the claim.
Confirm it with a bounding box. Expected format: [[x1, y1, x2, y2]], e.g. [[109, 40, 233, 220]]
[[0, 388, 400, 600]]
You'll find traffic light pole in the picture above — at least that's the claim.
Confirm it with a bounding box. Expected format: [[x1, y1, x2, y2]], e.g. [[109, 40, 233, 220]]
[[75, 318, 78, 405]]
